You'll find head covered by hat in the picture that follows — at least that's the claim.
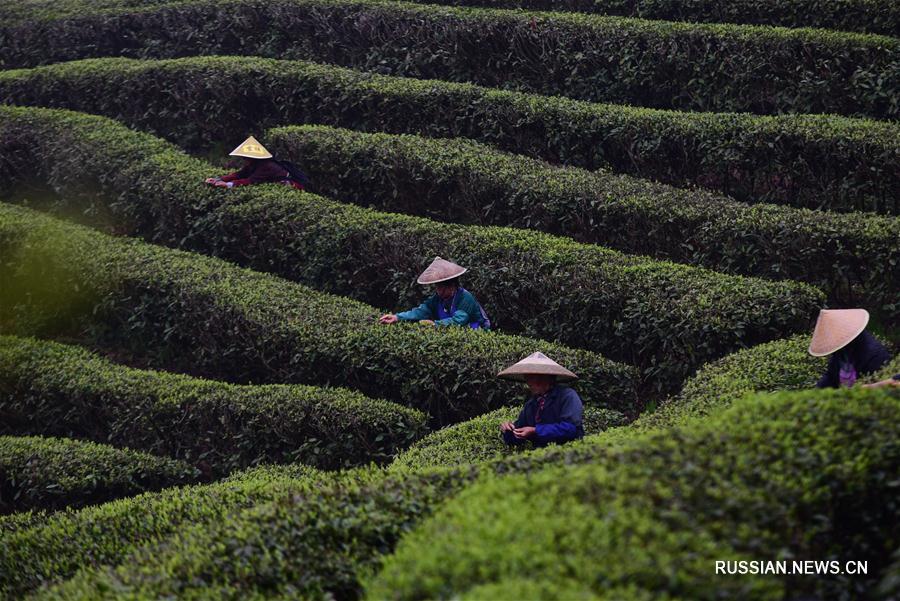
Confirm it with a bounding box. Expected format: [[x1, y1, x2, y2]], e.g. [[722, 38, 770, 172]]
[[417, 256, 468, 285], [229, 135, 273, 159], [497, 352, 578, 383], [808, 308, 870, 357]]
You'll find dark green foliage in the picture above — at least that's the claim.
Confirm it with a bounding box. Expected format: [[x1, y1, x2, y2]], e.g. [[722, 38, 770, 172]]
[[0, 464, 328, 598], [269, 124, 900, 317], [389, 404, 628, 472], [0, 58, 897, 210], [0, 0, 900, 35], [1, 0, 897, 35], [0, 335, 429, 474], [397, 0, 900, 36], [0, 0, 897, 121], [0, 203, 637, 423], [0, 106, 823, 391], [368, 387, 900, 600], [0, 435, 198, 514]]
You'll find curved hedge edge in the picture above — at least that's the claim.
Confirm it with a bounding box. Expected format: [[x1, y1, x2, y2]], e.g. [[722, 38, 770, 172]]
[[3, 0, 897, 34], [0, 462, 338, 598], [400, 0, 900, 36], [267, 124, 900, 316], [0, 203, 639, 423], [0, 106, 824, 393], [0, 509, 49, 535], [0, 57, 896, 213], [0, 0, 897, 121], [0, 435, 198, 514], [633, 334, 825, 430], [0, 334, 430, 474], [389, 404, 627, 472], [365, 386, 900, 600]]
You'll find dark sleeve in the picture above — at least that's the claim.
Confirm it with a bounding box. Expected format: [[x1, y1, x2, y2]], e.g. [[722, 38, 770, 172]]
[[513, 404, 527, 428], [220, 164, 255, 182], [534, 389, 583, 444], [858, 335, 892, 375], [246, 160, 289, 184], [816, 356, 839, 389], [893, 373, 900, 381]]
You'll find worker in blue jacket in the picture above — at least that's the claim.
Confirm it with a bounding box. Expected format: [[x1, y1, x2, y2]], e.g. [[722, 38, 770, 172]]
[[498, 352, 584, 447]]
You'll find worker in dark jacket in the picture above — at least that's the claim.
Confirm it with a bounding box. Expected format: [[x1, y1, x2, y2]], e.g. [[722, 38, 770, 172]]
[[498, 352, 584, 447], [205, 136, 305, 190], [809, 309, 892, 388]]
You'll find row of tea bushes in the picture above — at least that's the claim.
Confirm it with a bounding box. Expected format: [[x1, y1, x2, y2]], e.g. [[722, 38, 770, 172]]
[[388, 404, 628, 472], [401, 0, 900, 35], [0, 203, 637, 423], [0, 435, 197, 514], [0, 106, 824, 388], [368, 387, 900, 600], [0, 335, 429, 473], [0, 57, 896, 210], [635, 334, 826, 430], [33, 386, 900, 600], [268, 124, 900, 317], [0, 0, 896, 120], [0, 463, 330, 597]]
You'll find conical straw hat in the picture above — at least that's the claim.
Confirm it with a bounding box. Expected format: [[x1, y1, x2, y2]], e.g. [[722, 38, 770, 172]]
[[229, 136, 273, 159], [497, 352, 578, 382], [416, 256, 468, 285], [808, 309, 869, 357]]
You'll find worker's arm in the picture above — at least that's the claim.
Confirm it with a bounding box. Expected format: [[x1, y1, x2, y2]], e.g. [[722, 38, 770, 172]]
[[396, 298, 436, 322], [534, 390, 583, 444]]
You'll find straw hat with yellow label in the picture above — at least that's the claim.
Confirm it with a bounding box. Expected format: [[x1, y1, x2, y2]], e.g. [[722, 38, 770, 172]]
[[416, 257, 468, 285], [229, 136, 273, 159], [808, 308, 870, 357], [497, 352, 578, 382]]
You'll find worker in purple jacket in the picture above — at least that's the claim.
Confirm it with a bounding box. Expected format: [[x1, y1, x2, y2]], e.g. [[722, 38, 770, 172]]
[[498, 352, 584, 447], [808, 309, 891, 388]]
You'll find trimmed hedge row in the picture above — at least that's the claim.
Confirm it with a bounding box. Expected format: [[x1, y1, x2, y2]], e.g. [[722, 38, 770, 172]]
[[0, 463, 330, 598], [3, 0, 896, 35], [368, 387, 900, 600], [269, 124, 900, 316], [0, 0, 897, 121], [0, 106, 824, 389], [0, 335, 429, 474], [0, 203, 638, 423], [1, 58, 895, 212], [0, 435, 198, 514], [405, 0, 900, 36], [389, 403, 628, 472], [35, 387, 900, 600], [635, 334, 826, 430]]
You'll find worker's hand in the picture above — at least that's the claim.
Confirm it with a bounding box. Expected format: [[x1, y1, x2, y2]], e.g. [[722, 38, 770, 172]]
[[204, 177, 219, 185], [500, 421, 515, 432], [419, 319, 435, 326], [513, 426, 536, 440], [863, 378, 900, 389], [213, 180, 230, 188], [379, 314, 398, 325]]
